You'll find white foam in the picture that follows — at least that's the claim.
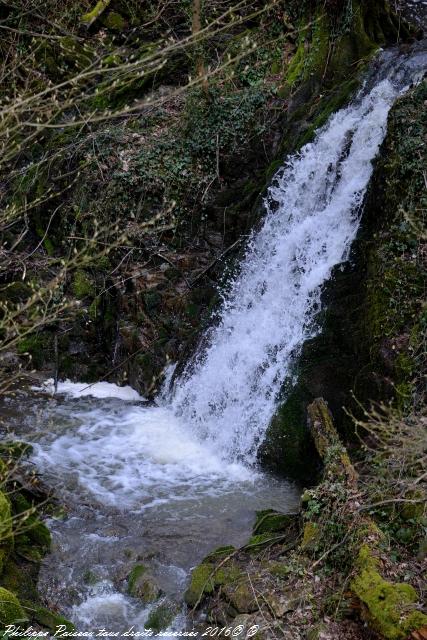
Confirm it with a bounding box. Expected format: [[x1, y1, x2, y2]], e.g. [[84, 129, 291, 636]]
[[31, 404, 253, 509], [37, 379, 143, 401], [72, 581, 148, 628]]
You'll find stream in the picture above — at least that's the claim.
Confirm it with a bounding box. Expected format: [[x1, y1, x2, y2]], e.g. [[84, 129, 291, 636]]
[[2, 41, 427, 639], [4, 380, 300, 633]]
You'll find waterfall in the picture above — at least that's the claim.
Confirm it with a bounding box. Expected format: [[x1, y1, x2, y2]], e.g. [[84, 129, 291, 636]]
[[170, 47, 427, 464]]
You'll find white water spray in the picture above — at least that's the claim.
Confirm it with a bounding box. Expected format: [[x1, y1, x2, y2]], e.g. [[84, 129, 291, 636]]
[[170, 60, 424, 463]]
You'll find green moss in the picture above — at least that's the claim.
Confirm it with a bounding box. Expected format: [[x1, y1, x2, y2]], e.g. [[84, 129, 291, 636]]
[[204, 545, 235, 562], [184, 561, 242, 607], [127, 565, 159, 602], [268, 561, 291, 580], [361, 80, 427, 404], [83, 570, 100, 585], [72, 270, 95, 299], [82, 0, 111, 25], [145, 602, 175, 632], [0, 491, 13, 544], [245, 532, 277, 549], [301, 522, 318, 550], [222, 580, 256, 614], [0, 491, 12, 576], [253, 510, 297, 535], [32, 606, 75, 632], [0, 587, 27, 627], [297, 78, 360, 148], [0, 557, 38, 604], [260, 384, 318, 480], [12, 494, 51, 552], [0, 442, 33, 461], [17, 334, 51, 369], [103, 54, 122, 68], [351, 545, 427, 639], [58, 36, 94, 70], [103, 12, 125, 31], [400, 490, 425, 521], [184, 564, 213, 607], [283, 38, 305, 90]]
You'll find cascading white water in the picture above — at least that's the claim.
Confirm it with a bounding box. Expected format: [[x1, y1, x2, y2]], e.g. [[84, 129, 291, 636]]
[[170, 53, 426, 463], [9, 45, 425, 637]]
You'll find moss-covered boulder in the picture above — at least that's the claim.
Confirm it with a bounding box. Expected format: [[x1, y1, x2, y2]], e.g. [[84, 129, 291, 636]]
[[32, 606, 75, 632], [184, 560, 242, 608], [127, 565, 160, 603], [145, 601, 176, 632], [351, 545, 427, 639], [0, 587, 27, 627], [253, 509, 298, 535]]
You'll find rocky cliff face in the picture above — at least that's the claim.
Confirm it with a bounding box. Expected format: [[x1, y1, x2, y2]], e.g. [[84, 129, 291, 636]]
[[261, 68, 426, 478]]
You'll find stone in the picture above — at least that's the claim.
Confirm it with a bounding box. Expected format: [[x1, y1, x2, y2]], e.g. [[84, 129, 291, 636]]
[[127, 565, 160, 603], [222, 581, 257, 614]]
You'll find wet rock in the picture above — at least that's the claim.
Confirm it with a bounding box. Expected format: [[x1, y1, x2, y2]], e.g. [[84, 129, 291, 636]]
[[127, 564, 161, 603], [145, 601, 176, 632], [83, 570, 100, 585], [263, 591, 299, 618], [32, 606, 75, 632]]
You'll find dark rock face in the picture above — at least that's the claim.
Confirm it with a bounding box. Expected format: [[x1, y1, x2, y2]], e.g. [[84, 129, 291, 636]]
[[264, 76, 427, 478]]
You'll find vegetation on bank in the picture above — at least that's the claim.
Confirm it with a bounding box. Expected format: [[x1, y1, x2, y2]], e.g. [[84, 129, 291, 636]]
[[185, 398, 426, 639]]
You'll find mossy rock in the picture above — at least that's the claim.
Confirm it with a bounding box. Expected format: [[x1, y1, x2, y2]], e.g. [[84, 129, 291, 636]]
[[145, 602, 176, 632], [12, 494, 51, 552], [102, 11, 126, 31], [222, 580, 257, 614], [253, 509, 298, 535], [259, 384, 320, 481], [32, 606, 75, 632], [301, 521, 319, 550], [184, 561, 242, 608], [127, 565, 160, 603], [0, 587, 27, 627], [268, 561, 291, 580], [351, 545, 427, 639]]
